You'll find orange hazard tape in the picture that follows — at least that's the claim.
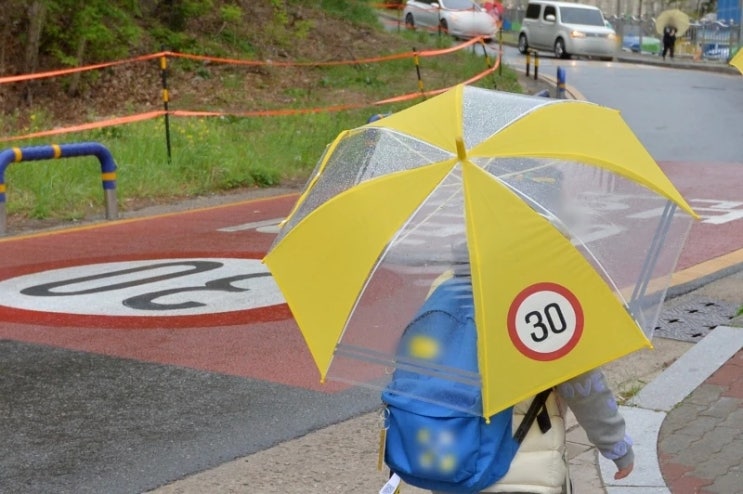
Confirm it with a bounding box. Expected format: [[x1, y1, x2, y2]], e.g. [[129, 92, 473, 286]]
[[0, 46, 500, 142], [0, 61, 499, 143], [0, 53, 164, 84], [0, 111, 165, 143], [167, 50, 414, 67], [1, 41, 483, 86]]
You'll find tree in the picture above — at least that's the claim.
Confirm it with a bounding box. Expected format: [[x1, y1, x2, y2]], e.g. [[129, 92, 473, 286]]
[[23, 0, 48, 103]]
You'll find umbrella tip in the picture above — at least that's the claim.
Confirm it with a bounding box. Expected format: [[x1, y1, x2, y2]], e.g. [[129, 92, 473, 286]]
[[456, 137, 466, 161]]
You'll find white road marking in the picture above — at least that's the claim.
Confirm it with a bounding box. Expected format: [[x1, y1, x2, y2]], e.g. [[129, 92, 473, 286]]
[[0, 258, 285, 316], [218, 218, 285, 233]]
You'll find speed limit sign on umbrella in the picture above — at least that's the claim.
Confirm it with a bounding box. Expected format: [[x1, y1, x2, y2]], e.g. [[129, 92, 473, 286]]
[[508, 282, 584, 361]]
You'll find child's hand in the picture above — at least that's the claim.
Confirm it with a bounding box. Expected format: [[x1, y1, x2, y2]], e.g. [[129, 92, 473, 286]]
[[614, 463, 634, 480]]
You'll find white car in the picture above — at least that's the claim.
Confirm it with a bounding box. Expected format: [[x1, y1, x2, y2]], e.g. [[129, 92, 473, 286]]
[[518, 0, 618, 60], [403, 0, 498, 41]]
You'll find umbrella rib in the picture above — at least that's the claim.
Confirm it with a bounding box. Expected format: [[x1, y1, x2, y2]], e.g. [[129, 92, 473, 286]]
[[393, 171, 462, 245], [480, 158, 560, 180], [629, 201, 678, 329]]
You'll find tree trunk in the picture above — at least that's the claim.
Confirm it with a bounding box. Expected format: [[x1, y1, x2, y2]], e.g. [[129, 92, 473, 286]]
[[66, 37, 87, 97], [23, 0, 47, 105]]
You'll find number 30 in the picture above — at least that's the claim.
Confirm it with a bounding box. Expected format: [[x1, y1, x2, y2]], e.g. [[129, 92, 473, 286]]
[[524, 302, 567, 342]]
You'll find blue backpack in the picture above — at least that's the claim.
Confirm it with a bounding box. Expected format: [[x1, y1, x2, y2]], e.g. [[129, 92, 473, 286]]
[[381, 277, 550, 494]]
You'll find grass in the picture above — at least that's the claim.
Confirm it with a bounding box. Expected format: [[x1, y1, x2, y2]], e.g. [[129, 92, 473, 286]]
[[1, 28, 524, 224], [616, 382, 645, 404]]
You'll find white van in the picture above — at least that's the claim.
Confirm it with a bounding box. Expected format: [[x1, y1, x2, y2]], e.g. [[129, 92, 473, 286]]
[[518, 1, 618, 60]]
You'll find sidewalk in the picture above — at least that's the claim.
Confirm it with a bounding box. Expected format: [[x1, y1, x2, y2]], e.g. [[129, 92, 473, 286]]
[[613, 49, 739, 75]]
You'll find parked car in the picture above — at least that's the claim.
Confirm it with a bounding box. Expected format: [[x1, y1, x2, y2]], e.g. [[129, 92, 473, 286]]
[[702, 42, 730, 60], [518, 0, 618, 60], [621, 35, 661, 55], [403, 0, 498, 41]]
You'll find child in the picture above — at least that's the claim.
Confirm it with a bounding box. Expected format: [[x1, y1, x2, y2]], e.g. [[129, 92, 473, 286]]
[[431, 368, 634, 493]]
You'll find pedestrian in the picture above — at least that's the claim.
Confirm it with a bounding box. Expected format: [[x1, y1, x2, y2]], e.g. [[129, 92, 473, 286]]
[[662, 25, 677, 60], [430, 244, 635, 494], [427, 368, 634, 494]]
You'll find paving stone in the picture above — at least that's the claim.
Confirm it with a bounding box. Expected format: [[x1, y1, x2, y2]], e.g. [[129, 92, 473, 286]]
[[725, 379, 743, 399], [685, 385, 723, 406], [661, 403, 705, 434], [671, 413, 718, 441], [720, 406, 743, 427], [706, 466, 743, 494], [658, 458, 691, 482], [667, 474, 713, 493], [700, 396, 740, 418], [696, 451, 737, 478], [659, 431, 699, 455]]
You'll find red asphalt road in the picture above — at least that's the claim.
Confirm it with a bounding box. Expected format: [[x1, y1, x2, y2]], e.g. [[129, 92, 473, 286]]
[[0, 162, 740, 393]]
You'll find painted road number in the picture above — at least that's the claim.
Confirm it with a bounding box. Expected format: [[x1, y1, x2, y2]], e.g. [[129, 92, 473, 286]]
[[0, 258, 285, 317]]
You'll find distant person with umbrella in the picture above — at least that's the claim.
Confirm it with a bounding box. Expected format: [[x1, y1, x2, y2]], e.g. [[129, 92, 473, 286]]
[[655, 9, 690, 61], [662, 25, 677, 60]]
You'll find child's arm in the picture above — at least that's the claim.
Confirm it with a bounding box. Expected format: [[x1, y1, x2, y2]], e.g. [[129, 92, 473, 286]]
[[555, 369, 635, 475]]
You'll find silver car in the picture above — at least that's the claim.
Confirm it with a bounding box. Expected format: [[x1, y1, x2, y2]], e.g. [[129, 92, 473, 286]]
[[518, 1, 618, 60], [403, 0, 498, 41]]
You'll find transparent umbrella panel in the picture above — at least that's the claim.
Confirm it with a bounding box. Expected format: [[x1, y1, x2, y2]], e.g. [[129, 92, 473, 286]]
[[327, 156, 693, 401], [264, 86, 696, 416]]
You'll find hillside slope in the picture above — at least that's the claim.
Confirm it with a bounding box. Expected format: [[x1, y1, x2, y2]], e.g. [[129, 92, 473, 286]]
[[1, 2, 407, 130]]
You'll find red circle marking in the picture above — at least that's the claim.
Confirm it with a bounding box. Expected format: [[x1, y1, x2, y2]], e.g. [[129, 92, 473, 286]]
[[507, 282, 584, 361]]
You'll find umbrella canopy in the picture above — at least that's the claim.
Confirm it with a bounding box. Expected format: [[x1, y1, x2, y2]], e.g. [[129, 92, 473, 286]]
[[264, 85, 697, 419], [655, 9, 690, 36], [731, 49, 743, 74]]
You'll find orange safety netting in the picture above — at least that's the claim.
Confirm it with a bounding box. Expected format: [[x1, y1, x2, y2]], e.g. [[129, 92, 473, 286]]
[[1, 39, 500, 143]]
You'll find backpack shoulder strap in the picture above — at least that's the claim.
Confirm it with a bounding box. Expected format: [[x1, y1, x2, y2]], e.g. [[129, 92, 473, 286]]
[[513, 388, 553, 444]]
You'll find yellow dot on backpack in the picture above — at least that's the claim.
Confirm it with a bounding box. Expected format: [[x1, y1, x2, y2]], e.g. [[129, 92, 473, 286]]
[[439, 454, 457, 472], [409, 335, 440, 359], [417, 427, 431, 444]]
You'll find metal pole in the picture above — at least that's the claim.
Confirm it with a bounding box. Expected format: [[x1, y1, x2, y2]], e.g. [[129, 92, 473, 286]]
[[160, 51, 173, 165], [0, 142, 119, 235], [498, 28, 503, 75], [413, 48, 426, 99], [556, 67, 566, 99]]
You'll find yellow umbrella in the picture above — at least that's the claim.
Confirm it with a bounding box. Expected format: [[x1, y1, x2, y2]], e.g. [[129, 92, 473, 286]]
[[264, 85, 697, 419], [730, 49, 743, 74], [655, 9, 690, 36]]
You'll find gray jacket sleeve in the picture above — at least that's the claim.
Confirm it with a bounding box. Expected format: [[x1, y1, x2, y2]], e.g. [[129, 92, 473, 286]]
[[555, 368, 635, 470]]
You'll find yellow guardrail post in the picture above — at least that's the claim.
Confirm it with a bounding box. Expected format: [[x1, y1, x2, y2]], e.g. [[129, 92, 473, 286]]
[[413, 47, 426, 99], [160, 51, 173, 165]]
